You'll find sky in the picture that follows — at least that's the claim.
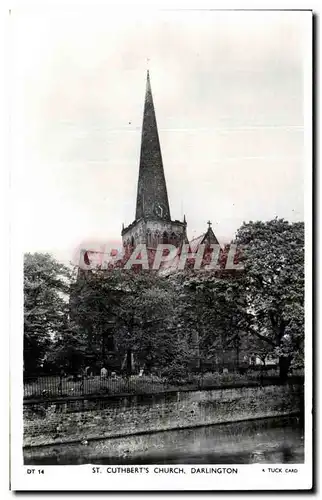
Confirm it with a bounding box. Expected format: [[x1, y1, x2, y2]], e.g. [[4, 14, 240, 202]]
[[11, 9, 310, 265]]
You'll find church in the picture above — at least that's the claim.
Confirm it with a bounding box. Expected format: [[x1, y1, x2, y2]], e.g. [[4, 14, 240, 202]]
[[121, 70, 219, 255], [74, 71, 231, 372]]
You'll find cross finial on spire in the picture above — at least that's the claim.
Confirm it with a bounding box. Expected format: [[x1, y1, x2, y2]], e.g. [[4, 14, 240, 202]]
[[207, 220, 212, 229]]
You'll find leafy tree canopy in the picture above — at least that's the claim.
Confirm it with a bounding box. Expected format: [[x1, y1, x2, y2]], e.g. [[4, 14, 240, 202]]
[[24, 253, 71, 375], [235, 218, 304, 379]]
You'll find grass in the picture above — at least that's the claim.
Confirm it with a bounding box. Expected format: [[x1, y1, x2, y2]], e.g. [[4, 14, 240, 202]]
[[23, 368, 304, 400]]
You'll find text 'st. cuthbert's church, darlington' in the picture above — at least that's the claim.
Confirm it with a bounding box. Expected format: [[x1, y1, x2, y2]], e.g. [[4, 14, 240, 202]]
[[121, 71, 219, 254]]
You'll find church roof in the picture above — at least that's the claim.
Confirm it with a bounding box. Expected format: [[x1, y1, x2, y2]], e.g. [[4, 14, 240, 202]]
[[189, 234, 206, 253], [189, 225, 220, 253], [159, 224, 220, 275], [135, 70, 171, 222]]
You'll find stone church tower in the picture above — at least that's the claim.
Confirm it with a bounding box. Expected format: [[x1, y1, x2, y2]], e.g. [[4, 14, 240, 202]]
[[122, 71, 187, 249]]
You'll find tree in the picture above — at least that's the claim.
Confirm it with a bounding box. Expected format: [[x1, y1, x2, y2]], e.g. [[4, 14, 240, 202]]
[[44, 322, 88, 375], [24, 253, 71, 376], [70, 268, 118, 370], [72, 268, 185, 375], [172, 270, 249, 372], [235, 219, 304, 381]]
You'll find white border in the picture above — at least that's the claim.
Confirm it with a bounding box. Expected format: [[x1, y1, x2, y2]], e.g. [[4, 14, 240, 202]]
[[303, 4, 313, 482], [8, 4, 313, 492], [9, 464, 314, 491]]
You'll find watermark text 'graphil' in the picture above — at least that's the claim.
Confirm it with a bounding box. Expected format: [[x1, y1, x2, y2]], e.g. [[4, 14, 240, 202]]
[[78, 244, 244, 272]]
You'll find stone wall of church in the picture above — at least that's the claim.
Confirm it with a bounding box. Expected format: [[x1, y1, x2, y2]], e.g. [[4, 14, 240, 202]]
[[122, 219, 146, 247], [145, 220, 186, 248], [122, 219, 186, 249]]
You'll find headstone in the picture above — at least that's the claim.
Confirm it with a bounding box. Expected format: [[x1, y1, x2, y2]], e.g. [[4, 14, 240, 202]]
[[139, 368, 144, 377], [223, 368, 229, 374], [101, 367, 108, 378]]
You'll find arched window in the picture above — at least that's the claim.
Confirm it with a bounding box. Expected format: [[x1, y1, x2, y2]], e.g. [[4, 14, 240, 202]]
[[146, 229, 152, 247], [162, 231, 168, 244], [170, 232, 177, 245], [154, 230, 160, 247]]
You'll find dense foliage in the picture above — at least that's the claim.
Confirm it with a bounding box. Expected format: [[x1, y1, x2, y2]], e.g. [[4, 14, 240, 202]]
[[23, 219, 304, 382], [235, 219, 304, 380], [23, 253, 71, 375]]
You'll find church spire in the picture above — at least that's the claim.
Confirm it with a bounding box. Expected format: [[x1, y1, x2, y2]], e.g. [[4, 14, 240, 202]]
[[135, 71, 171, 221]]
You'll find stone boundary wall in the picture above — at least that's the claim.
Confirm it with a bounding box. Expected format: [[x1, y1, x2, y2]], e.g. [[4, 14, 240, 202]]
[[24, 384, 303, 449]]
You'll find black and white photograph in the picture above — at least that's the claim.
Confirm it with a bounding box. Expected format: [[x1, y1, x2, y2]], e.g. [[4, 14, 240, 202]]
[[9, 5, 312, 491]]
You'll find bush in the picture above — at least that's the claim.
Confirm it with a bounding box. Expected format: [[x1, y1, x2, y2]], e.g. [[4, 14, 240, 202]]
[[161, 363, 189, 383]]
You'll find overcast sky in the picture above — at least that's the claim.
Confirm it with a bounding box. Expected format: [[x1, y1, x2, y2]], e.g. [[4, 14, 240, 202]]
[[11, 9, 310, 265]]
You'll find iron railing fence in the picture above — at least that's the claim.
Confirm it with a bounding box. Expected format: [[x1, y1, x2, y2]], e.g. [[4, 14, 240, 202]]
[[23, 369, 303, 401], [23, 374, 176, 399]]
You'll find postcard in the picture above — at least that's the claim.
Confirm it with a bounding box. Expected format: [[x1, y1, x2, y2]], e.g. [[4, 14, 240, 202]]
[[9, 5, 313, 491]]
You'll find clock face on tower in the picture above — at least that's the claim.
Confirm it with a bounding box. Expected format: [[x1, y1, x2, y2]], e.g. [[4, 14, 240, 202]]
[[153, 202, 165, 219]]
